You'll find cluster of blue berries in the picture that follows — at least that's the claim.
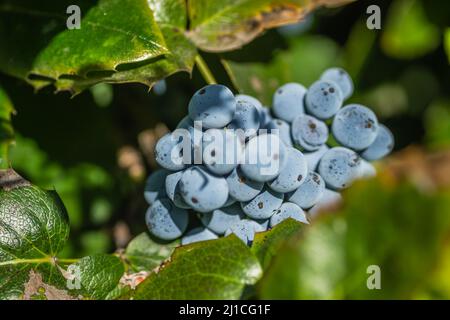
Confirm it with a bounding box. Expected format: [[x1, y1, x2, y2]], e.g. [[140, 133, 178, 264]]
[[144, 68, 394, 246]]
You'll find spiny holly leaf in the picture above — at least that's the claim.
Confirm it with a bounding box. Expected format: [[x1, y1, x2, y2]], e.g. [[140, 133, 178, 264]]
[[123, 232, 178, 272], [129, 235, 262, 300], [55, 24, 197, 95], [187, 0, 354, 52], [0, 0, 191, 93], [0, 0, 167, 80], [257, 169, 450, 299], [52, 0, 197, 94], [0, 169, 123, 299], [223, 35, 341, 105], [0, 85, 14, 169], [252, 219, 305, 270]]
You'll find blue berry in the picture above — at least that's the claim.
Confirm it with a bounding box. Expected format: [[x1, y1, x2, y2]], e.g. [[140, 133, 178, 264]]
[[188, 84, 236, 128], [241, 134, 287, 182], [145, 199, 189, 241], [332, 104, 379, 150], [241, 186, 284, 219], [318, 147, 362, 190], [320, 68, 354, 100], [272, 83, 306, 122], [303, 145, 329, 172], [165, 171, 190, 209], [226, 99, 260, 139], [223, 195, 237, 207], [176, 115, 193, 130], [287, 171, 325, 209], [291, 114, 329, 151], [361, 124, 394, 160], [144, 169, 169, 205], [202, 128, 244, 175], [226, 167, 264, 202], [181, 227, 218, 245], [165, 171, 183, 201], [269, 202, 308, 227], [155, 133, 186, 171], [308, 188, 342, 218], [179, 166, 229, 212], [259, 107, 273, 128], [152, 79, 167, 96], [254, 218, 270, 231], [268, 147, 308, 193], [265, 118, 293, 147], [235, 94, 262, 110], [199, 203, 245, 235], [225, 219, 265, 245], [357, 159, 376, 179], [305, 80, 343, 119]]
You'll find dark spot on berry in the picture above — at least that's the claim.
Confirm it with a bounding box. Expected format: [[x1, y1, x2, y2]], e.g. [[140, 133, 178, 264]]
[[239, 176, 246, 183], [199, 89, 206, 95], [308, 121, 316, 130], [323, 91, 328, 96], [276, 120, 282, 125], [365, 120, 374, 129], [191, 197, 198, 203], [329, 87, 335, 93], [312, 174, 320, 184], [258, 202, 264, 209], [211, 149, 216, 157], [278, 89, 283, 94], [297, 175, 303, 181]]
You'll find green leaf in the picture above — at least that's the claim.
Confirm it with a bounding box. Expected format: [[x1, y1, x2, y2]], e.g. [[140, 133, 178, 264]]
[[0, 0, 166, 78], [55, 24, 197, 95], [71, 254, 124, 300], [425, 99, 450, 150], [381, 0, 441, 60], [223, 35, 341, 105], [0, 169, 70, 299], [252, 219, 304, 270], [187, 0, 353, 52], [130, 235, 262, 299], [124, 232, 178, 272], [0, 169, 123, 299], [445, 28, 450, 64], [257, 173, 450, 299], [0, 0, 195, 93], [0, 85, 14, 169], [53, 0, 197, 94]]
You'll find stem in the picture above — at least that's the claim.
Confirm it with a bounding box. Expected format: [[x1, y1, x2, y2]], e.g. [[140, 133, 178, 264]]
[[0, 143, 8, 169], [0, 257, 80, 267], [195, 54, 217, 85], [57, 258, 80, 264], [0, 257, 52, 267]]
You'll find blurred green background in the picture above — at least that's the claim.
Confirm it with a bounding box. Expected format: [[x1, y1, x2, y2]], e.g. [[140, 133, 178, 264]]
[[0, 0, 448, 263]]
